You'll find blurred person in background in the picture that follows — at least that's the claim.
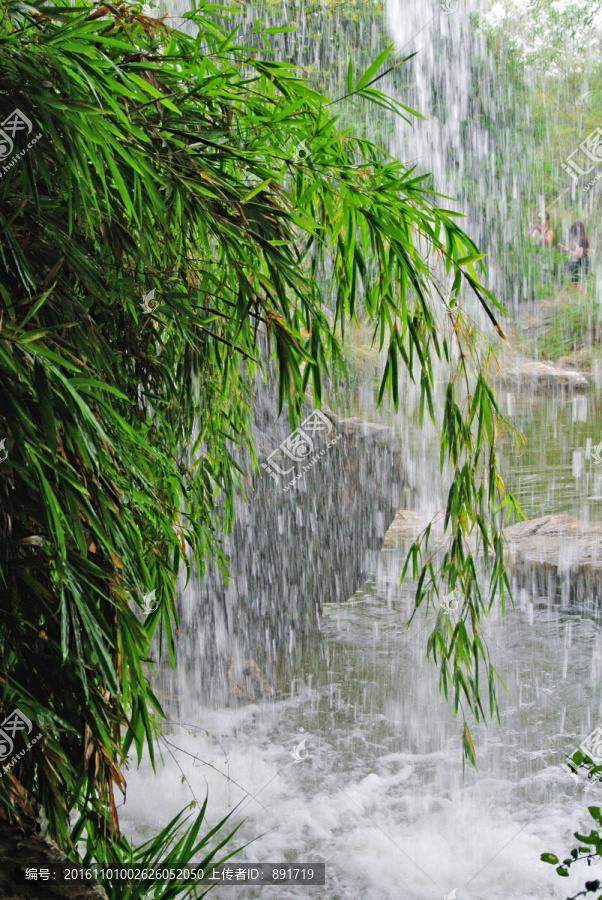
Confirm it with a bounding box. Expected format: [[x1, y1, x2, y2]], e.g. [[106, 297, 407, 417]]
[[558, 221, 590, 281]]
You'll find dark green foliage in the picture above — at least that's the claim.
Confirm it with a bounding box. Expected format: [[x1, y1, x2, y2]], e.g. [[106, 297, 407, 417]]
[[78, 801, 246, 899]]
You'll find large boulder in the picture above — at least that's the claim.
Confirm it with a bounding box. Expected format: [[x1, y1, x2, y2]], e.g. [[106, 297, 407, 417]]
[[383, 509, 602, 607], [504, 514, 602, 606], [163, 379, 404, 709], [0, 817, 107, 900], [490, 356, 589, 392]]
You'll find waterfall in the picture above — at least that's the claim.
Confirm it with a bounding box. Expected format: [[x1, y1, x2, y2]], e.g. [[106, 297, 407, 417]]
[[119, 5, 602, 899]]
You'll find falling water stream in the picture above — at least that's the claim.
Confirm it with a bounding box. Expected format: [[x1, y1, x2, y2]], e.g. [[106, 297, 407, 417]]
[[121, 386, 602, 900], [122, 1, 602, 897]]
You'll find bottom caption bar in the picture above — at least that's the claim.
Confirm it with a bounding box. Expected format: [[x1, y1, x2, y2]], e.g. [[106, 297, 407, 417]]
[[16, 863, 325, 885]]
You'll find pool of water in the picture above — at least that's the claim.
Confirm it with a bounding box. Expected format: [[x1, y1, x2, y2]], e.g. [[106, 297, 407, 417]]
[[121, 537, 602, 899]]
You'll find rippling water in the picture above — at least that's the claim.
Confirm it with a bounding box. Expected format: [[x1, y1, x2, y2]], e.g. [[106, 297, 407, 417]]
[[122, 544, 602, 898]]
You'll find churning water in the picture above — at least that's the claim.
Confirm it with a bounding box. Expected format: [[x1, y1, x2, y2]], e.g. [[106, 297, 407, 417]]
[[122, 0, 602, 897], [121, 384, 602, 899], [121, 553, 602, 899]]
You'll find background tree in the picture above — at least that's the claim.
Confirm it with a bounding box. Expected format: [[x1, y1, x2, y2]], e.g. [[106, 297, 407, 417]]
[[482, 0, 602, 73]]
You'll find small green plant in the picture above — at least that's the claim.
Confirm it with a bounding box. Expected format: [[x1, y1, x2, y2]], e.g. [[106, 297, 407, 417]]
[[532, 287, 599, 361], [542, 804, 602, 899], [76, 801, 246, 899]]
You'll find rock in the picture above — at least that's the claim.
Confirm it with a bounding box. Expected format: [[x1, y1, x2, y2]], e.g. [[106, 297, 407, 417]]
[[555, 356, 579, 370], [383, 510, 602, 606], [504, 514, 602, 605], [0, 818, 108, 899], [491, 356, 589, 392], [382, 509, 444, 550], [226, 658, 274, 701], [161, 374, 404, 710]]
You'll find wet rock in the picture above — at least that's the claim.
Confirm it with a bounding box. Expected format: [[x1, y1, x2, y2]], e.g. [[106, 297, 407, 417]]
[[504, 514, 602, 606], [491, 356, 589, 392], [0, 818, 108, 899], [164, 375, 404, 709], [383, 510, 602, 607], [226, 658, 274, 701], [382, 509, 444, 550]]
